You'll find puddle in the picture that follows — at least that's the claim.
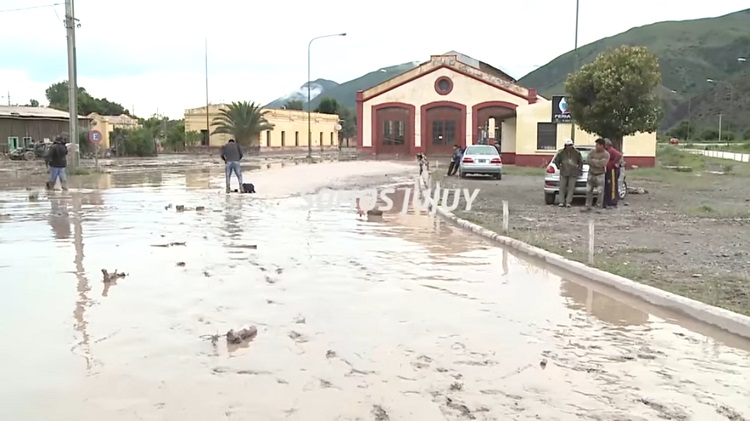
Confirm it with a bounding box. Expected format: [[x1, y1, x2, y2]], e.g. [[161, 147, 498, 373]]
[[0, 161, 748, 420]]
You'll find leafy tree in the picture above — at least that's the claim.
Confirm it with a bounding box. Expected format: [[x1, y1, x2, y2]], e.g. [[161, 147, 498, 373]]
[[28, 99, 39, 107], [565, 45, 662, 151], [667, 121, 691, 140], [185, 131, 201, 147], [700, 128, 719, 141], [338, 107, 356, 139], [45, 81, 131, 116], [211, 101, 274, 149], [163, 120, 186, 151], [315, 97, 339, 115], [744, 128, 750, 140], [111, 127, 156, 157], [283, 100, 304, 111]]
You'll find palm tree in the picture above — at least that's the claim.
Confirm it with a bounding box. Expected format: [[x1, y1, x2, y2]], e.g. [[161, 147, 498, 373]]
[[211, 101, 274, 153]]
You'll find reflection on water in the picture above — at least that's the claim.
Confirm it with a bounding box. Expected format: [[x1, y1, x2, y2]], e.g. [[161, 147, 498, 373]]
[[0, 169, 749, 420], [560, 278, 650, 326]]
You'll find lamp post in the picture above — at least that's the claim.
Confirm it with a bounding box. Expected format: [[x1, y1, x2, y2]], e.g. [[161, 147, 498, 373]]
[[570, 0, 580, 141], [669, 89, 691, 142], [706, 78, 734, 141], [307, 32, 346, 159]]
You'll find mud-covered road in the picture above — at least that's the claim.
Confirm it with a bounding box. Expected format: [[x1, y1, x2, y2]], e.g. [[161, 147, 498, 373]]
[[1, 161, 749, 421]]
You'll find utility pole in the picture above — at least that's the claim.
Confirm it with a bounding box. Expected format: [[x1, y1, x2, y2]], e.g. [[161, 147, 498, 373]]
[[65, 0, 80, 169], [718, 114, 723, 142], [307, 32, 347, 159], [205, 37, 210, 147], [570, 0, 580, 142]]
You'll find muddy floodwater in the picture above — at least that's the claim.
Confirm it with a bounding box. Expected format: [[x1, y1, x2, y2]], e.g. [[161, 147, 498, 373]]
[[1, 161, 749, 421]]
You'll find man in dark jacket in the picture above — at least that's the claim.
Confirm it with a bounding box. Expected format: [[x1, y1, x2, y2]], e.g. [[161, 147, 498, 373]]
[[45, 136, 69, 191], [552, 139, 583, 207], [603, 138, 623, 209], [221, 138, 243, 193]]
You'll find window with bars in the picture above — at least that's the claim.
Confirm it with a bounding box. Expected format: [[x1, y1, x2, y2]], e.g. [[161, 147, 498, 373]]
[[383, 120, 405, 145]]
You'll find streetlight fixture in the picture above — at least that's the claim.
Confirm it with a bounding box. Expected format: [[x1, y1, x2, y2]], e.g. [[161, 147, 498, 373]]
[[307, 32, 347, 159], [669, 89, 691, 142], [706, 79, 729, 142], [570, 0, 580, 141], [738, 57, 747, 62]]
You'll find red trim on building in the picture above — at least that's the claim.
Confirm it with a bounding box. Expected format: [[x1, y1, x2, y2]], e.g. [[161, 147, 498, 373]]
[[356, 91, 365, 150], [370, 102, 416, 156], [501, 152, 515, 164], [470, 101, 518, 145], [622, 156, 656, 168], [528, 89, 538, 104], [434, 76, 454, 96], [419, 101, 467, 152], [363, 64, 533, 103]]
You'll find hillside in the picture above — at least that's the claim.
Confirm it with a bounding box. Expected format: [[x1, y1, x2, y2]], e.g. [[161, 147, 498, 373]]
[[265, 62, 419, 111], [264, 79, 339, 109], [518, 8, 750, 133]]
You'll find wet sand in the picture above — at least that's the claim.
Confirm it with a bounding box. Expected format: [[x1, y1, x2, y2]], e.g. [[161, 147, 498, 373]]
[[0, 161, 749, 421]]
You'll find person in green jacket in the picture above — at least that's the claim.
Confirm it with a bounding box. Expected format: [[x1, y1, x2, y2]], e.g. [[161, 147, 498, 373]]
[[552, 139, 583, 207]]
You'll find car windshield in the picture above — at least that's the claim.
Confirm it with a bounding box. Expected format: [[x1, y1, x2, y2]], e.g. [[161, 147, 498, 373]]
[[578, 148, 592, 162], [465, 146, 498, 156]]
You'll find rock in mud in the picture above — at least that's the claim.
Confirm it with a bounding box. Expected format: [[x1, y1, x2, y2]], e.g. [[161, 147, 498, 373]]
[[176, 262, 186, 267], [226, 326, 258, 344], [101, 269, 126, 283], [371, 405, 389, 421], [28, 192, 39, 201], [175, 205, 185, 212], [195, 206, 206, 211]]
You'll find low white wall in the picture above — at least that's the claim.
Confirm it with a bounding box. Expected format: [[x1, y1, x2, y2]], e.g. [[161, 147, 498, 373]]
[[685, 149, 750, 163]]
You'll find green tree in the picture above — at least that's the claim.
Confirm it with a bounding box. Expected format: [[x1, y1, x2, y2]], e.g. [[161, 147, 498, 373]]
[[315, 97, 339, 115], [667, 121, 691, 140], [164, 120, 186, 151], [28, 99, 39, 107], [338, 107, 356, 139], [565, 45, 662, 151], [283, 100, 304, 110], [185, 130, 201, 147], [700, 128, 719, 141], [45, 81, 130, 116], [211, 101, 274, 151]]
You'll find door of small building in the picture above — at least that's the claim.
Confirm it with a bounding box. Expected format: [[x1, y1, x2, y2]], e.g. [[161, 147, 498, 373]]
[[425, 106, 462, 155]]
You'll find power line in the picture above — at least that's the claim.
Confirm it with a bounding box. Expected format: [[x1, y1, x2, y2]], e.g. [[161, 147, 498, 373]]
[[0, 3, 62, 13]]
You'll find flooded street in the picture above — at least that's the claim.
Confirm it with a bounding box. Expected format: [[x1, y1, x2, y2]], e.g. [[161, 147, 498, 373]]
[[1, 161, 749, 421]]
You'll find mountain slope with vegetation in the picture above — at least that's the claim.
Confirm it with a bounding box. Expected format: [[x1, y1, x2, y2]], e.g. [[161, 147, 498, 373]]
[[519, 9, 750, 135]]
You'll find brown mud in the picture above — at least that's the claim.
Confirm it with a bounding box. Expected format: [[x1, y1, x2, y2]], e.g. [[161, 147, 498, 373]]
[[0, 160, 748, 420]]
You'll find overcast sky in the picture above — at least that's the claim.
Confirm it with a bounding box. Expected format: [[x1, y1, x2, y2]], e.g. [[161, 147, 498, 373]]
[[0, 0, 747, 118]]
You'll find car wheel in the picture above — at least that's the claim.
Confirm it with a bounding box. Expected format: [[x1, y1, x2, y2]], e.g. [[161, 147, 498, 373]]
[[544, 193, 556, 205], [495, 173, 502, 180]]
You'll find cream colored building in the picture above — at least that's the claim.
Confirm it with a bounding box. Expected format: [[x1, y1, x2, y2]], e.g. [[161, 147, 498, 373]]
[[87, 112, 140, 149], [184, 104, 341, 150], [356, 51, 657, 167]]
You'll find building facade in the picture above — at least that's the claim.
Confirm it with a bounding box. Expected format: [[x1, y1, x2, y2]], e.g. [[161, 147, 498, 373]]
[[0, 106, 90, 153], [184, 105, 341, 150], [356, 52, 656, 167], [87, 112, 140, 150]]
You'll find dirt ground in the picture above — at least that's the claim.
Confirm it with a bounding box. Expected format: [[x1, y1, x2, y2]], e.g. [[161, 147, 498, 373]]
[[430, 150, 750, 316]]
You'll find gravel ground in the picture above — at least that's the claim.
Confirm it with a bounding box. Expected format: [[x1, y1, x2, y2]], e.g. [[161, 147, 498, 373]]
[[430, 151, 750, 316]]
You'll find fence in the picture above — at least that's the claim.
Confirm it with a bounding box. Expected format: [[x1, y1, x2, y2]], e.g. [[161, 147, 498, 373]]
[[685, 149, 750, 163]]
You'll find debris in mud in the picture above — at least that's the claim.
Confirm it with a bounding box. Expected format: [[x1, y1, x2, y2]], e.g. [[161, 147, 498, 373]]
[[449, 382, 463, 391], [539, 358, 548, 369], [195, 206, 206, 211], [151, 242, 186, 248], [176, 261, 186, 267], [639, 397, 689, 420], [165, 204, 172, 210], [175, 205, 185, 212], [716, 404, 748, 421], [627, 186, 648, 194], [203, 271, 211, 277], [101, 269, 126, 283], [293, 315, 306, 324], [445, 397, 475, 419], [200, 333, 221, 344], [226, 326, 258, 344], [319, 379, 334, 388], [234, 244, 258, 249], [28, 191, 39, 201], [371, 405, 390, 421], [288, 331, 308, 343], [326, 350, 337, 359]]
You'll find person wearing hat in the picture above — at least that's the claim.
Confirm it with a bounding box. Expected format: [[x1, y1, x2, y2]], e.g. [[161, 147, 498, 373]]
[[582, 138, 610, 212], [552, 138, 583, 207]]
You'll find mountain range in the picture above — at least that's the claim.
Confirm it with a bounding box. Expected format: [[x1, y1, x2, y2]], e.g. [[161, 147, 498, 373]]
[[265, 8, 750, 136]]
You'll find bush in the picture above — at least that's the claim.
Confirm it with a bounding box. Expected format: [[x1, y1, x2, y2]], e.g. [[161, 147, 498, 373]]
[[117, 127, 156, 157], [744, 128, 750, 140]]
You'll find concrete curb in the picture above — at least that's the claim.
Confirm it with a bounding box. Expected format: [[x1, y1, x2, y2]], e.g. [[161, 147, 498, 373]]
[[429, 202, 750, 340]]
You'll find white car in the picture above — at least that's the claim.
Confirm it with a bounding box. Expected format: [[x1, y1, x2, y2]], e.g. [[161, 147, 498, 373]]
[[543, 145, 627, 205], [459, 145, 503, 180]]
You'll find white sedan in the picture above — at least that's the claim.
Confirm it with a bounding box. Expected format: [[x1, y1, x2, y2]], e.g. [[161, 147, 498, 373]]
[[459, 145, 503, 180]]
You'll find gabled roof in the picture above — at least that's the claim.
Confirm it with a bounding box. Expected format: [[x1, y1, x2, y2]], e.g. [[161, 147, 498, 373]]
[[443, 50, 517, 82], [89, 112, 138, 125]]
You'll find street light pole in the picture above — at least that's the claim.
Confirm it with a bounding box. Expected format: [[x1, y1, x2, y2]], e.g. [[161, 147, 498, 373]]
[[65, 0, 80, 169], [670, 89, 692, 141], [307, 32, 346, 159], [570, 0, 580, 141]]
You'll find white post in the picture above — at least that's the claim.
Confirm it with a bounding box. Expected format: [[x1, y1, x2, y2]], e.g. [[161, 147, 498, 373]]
[[502, 200, 509, 234], [588, 219, 595, 265]]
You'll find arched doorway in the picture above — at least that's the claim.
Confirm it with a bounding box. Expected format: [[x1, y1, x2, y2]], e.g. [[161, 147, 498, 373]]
[[373, 103, 414, 155], [421, 101, 466, 155], [472, 101, 517, 148]]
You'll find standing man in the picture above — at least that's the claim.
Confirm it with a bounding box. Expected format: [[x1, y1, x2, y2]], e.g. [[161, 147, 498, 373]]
[[552, 139, 583, 207], [221, 138, 243, 193], [582, 138, 610, 212], [603, 138, 623, 209], [447, 145, 460, 176], [45, 135, 69, 191]]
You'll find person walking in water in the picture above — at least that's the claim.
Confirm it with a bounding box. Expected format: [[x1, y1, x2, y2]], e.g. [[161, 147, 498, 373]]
[[45, 136, 69, 191], [221, 138, 243, 193], [582, 138, 610, 212], [552, 138, 583, 207], [603, 138, 623, 209]]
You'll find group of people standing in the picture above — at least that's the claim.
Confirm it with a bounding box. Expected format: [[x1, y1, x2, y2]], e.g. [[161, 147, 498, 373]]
[[553, 137, 622, 211]]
